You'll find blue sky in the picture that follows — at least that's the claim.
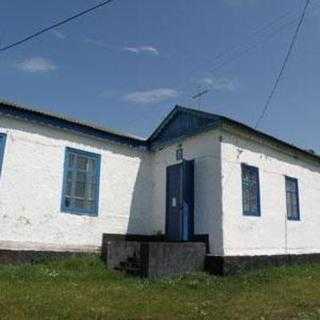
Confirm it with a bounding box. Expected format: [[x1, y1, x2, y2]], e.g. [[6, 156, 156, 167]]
[[1, 0, 319, 151]]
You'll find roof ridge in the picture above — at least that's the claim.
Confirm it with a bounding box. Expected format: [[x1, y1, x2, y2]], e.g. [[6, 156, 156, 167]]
[[0, 99, 318, 164]]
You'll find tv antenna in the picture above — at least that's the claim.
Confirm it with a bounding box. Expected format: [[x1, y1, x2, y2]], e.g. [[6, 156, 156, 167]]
[[191, 88, 209, 108]]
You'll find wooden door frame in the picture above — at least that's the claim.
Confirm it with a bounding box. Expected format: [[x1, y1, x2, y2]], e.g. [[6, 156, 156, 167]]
[[165, 160, 194, 241]]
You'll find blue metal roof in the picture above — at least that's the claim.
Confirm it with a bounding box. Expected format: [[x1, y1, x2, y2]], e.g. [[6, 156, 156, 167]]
[[0, 99, 318, 164], [0, 99, 146, 147]]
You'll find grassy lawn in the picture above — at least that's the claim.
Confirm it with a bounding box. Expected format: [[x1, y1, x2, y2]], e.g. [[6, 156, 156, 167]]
[[0, 256, 320, 319]]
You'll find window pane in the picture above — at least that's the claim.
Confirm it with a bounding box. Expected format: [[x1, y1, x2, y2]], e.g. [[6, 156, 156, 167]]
[[64, 197, 71, 208], [292, 194, 298, 216], [65, 181, 72, 196], [249, 187, 258, 212], [74, 181, 86, 198], [243, 189, 250, 212], [75, 199, 85, 209], [286, 180, 296, 193], [64, 171, 73, 196], [286, 193, 291, 216], [286, 177, 299, 220], [242, 165, 259, 215], [76, 171, 87, 183], [76, 155, 88, 171], [84, 200, 95, 211], [88, 159, 96, 173], [62, 149, 100, 214], [67, 153, 75, 168], [87, 183, 96, 200]]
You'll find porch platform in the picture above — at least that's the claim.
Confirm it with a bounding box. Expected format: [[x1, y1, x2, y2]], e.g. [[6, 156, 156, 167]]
[[102, 236, 207, 278]]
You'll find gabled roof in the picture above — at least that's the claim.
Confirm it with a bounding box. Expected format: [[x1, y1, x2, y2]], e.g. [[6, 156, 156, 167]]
[[0, 99, 319, 164], [148, 105, 221, 147], [147, 105, 320, 164], [0, 99, 146, 147]]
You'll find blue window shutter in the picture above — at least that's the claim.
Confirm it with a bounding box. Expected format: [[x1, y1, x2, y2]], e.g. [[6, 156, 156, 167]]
[[61, 147, 101, 216], [241, 163, 261, 216], [0, 133, 7, 176], [285, 176, 300, 221]]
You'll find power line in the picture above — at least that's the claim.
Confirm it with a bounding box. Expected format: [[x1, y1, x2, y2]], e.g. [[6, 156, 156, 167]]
[[126, 7, 301, 125], [206, 12, 298, 73], [184, 15, 299, 105], [189, 17, 298, 103], [187, 9, 296, 72], [0, 0, 114, 53], [180, 0, 319, 109], [176, 3, 312, 106], [254, 0, 311, 129], [208, 18, 298, 75]]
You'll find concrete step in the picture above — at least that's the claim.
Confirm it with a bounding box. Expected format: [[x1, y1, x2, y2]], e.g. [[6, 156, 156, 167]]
[[119, 261, 141, 268], [115, 255, 143, 277], [127, 256, 140, 263]]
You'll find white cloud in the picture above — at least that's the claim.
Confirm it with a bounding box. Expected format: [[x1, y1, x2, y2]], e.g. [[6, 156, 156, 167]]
[[123, 46, 159, 55], [124, 88, 178, 104], [51, 30, 66, 39], [198, 76, 238, 91], [16, 57, 57, 73], [83, 38, 159, 56]]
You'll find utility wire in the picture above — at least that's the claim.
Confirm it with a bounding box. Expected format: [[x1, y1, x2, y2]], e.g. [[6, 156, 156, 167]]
[[185, 17, 298, 103], [180, 16, 299, 105], [187, 9, 296, 72], [179, 0, 318, 109], [208, 18, 298, 76], [0, 0, 114, 53], [175, 3, 313, 106], [254, 0, 311, 129], [206, 11, 298, 73]]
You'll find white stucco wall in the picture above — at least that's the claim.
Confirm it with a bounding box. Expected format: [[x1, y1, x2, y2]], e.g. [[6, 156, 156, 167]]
[[0, 116, 153, 252], [150, 131, 223, 256], [221, 127, 320, 256], [4, 112, 318, 258]]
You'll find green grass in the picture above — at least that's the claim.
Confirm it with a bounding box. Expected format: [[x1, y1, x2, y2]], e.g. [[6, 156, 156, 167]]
[[0, 256, 320, 319]]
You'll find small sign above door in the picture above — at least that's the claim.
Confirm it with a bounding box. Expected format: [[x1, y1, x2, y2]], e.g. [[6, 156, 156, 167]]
[[176, 148, 183, 161]]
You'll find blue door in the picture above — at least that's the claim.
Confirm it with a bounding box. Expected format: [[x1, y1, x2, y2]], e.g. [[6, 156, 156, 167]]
[[166, 160, 194, 241]]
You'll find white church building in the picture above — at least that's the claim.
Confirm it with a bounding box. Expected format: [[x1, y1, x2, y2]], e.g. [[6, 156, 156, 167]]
[[0, 99, 319, 273]]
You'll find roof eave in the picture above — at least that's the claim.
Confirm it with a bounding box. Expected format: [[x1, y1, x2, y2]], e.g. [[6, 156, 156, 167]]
[[0, 100, 147, 147], [220, 117, 320, 164]]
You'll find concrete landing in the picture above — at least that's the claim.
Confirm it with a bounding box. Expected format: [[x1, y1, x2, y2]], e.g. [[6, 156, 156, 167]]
[[103, 240, 206, 278]]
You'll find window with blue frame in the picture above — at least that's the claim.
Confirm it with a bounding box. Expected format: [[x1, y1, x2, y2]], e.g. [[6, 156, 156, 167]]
[[285, 176, 300, 221], [241, 164, 261, 216], [0, 133, 7, 175], [61, 147, 101, 215]]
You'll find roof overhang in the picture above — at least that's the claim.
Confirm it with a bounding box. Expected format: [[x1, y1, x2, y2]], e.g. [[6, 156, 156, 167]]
[[0, 100, 147, 148], [0, 100, 318, 165]]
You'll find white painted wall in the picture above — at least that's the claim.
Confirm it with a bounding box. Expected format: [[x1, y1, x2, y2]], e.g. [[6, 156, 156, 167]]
[[221, 128, 320, 256], [0, 116, 153, 252], [3, 113, 318, 258], [150, 130, 224, 256], [0, 115, 224, 255]]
